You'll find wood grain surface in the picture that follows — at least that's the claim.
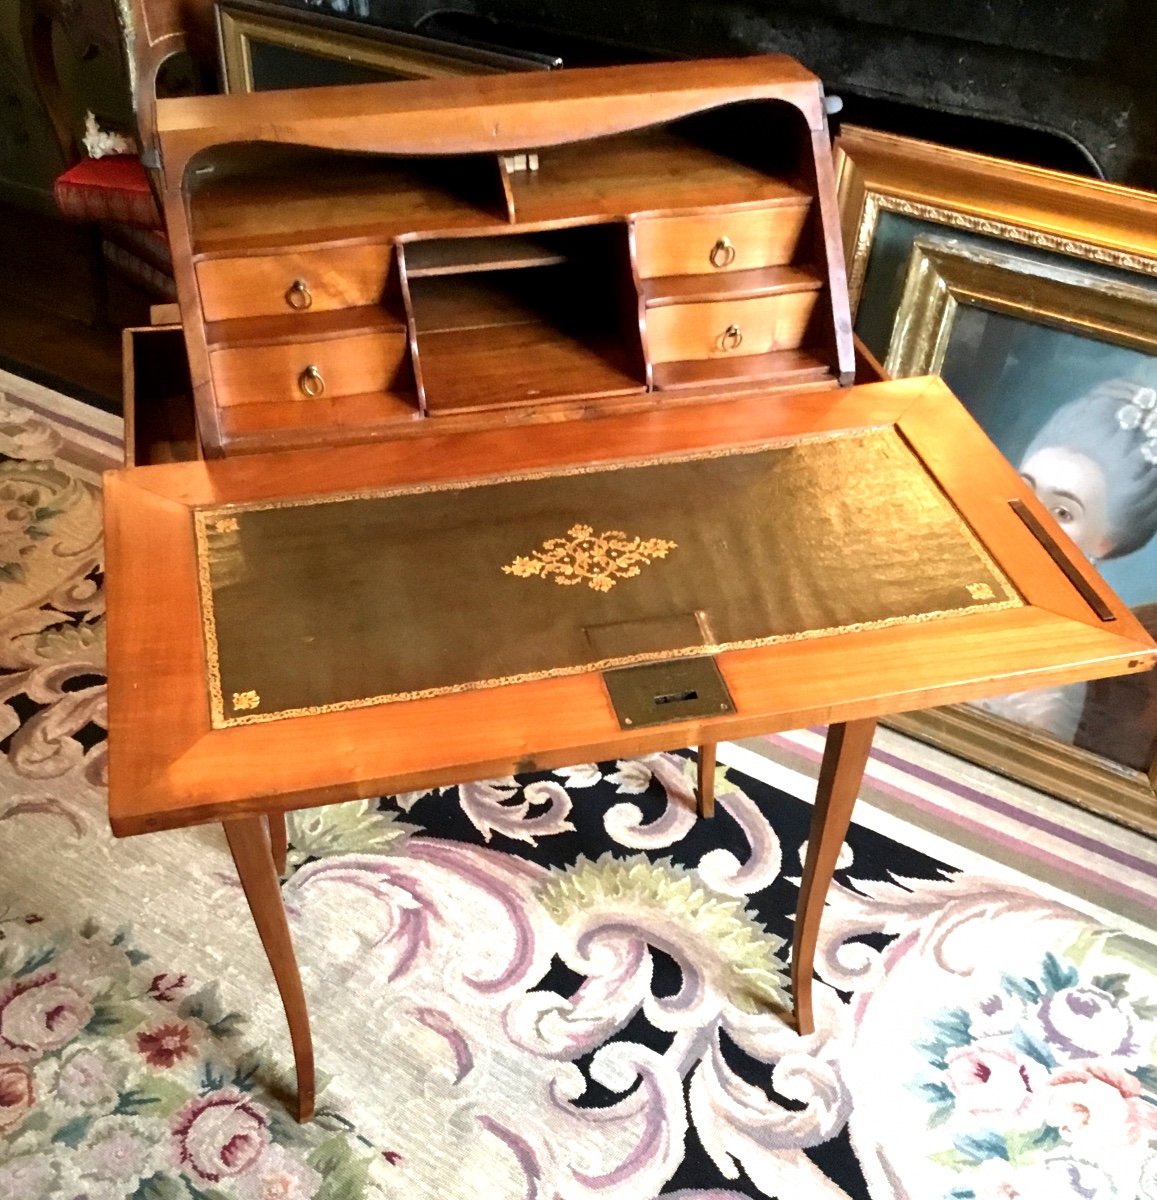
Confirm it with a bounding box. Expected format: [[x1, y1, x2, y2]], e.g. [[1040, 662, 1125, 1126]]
[[645, 292, 821, 363], [210, 330, 410, 407], [105, 377, 1156, 837], [158, 55, 855, 456], [158, 56, 827, 176], [641, 265, 824, 307], [634, 204, 812, 279], [196, 243, 396, 321]]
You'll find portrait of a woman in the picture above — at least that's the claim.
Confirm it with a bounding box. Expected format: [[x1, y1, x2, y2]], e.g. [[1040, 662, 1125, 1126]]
[[979, 376, 1157, 740]]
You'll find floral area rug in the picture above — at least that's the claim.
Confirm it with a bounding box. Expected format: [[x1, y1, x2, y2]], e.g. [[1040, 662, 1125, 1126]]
[[1, 376, 1156, 1200]]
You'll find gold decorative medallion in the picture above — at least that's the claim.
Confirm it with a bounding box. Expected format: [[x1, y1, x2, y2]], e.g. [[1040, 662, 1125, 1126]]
[[967, 582, 996, 601], [231, 690, 261, 711], [503, 524, 677, 593]]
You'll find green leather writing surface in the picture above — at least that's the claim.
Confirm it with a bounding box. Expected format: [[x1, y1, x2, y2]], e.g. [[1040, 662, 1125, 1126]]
[[196, 428, 1020, 726]]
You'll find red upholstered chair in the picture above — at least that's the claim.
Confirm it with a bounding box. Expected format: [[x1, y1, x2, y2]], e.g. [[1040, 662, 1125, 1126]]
[[54, 148, 162, 228], [19, 0, 218, 313]]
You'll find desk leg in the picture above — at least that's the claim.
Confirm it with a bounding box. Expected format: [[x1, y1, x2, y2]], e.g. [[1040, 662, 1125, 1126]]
[[696, 743, 717, 819], [791, 718, 877, 1037], [223, 816, 316, 1122], [266, 812, 289, 876]]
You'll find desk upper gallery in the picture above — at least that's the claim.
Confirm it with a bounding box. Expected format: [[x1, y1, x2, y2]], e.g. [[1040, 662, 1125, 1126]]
[[103, 55, 1157, 1120]]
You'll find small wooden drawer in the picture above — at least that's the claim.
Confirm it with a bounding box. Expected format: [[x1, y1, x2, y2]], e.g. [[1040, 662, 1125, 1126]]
[[646, 292, 820, 364], [210, 330, 411, 407], [634, 205, 811, 279], [123, 324, 200, 465], [196, 243, 395, 322]]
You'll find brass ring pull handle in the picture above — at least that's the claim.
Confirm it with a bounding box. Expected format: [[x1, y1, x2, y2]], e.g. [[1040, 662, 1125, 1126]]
[[720, 323, 743, 351], [286, 278, 312, 310], [709, 236, 736, 268], [298, 364, 325, 398]]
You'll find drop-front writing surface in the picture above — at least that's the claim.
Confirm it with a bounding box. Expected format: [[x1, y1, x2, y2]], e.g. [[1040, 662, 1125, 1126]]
[[156, 57, 855, 457], [104, 377, 1157, 837], [195, 427, 1019, 726]]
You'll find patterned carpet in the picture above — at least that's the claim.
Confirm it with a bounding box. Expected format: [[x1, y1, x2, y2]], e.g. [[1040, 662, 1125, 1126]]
[[1, 369, 1155, 1200]]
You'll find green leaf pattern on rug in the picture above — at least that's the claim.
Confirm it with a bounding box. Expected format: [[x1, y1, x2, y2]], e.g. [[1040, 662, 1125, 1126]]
[[285, 800, 418, 869], [0, 914, 376, 1200], [308, 1136, 374, 1200], [0, 460, 100, 609], [540, 852, 788, 1013]]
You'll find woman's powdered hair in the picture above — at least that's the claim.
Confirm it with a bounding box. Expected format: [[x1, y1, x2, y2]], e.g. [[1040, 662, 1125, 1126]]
[[1022, 378, 1157, 559]]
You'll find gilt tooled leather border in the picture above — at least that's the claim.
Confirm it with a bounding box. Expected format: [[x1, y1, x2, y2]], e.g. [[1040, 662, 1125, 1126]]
[[193, 428, 1022, 728]]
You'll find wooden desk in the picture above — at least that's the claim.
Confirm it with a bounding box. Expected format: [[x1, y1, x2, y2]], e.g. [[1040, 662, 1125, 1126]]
[[155, 55, 855, 459], [104, 377, 1156, 1120]]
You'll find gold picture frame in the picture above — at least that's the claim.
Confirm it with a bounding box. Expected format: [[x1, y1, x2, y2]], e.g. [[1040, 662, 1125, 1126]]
[[834, 125, 1157, 834], [216, 0, 557, 94], [885, 240, 1157, 377]]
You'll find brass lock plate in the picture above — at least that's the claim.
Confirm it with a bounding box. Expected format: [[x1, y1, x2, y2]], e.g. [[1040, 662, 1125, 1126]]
[[602, 656, 735, 729]]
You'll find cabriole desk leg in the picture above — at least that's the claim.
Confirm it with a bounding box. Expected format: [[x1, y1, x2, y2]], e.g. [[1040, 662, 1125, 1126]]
[[791, 718, 878, 1037], [223, 815, 316, 1122]]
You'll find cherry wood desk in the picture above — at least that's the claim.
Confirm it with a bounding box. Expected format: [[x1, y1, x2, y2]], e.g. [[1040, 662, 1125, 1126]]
[[156, 55, 855, 459], [104, 378, 1156, 1121]]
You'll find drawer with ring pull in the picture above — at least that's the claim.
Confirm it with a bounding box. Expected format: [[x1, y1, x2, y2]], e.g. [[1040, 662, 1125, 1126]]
[[633, 205, 811, 280], [645, 292, 821, 364], [209, 328, 411, 408], [195, 243, 396, 322]]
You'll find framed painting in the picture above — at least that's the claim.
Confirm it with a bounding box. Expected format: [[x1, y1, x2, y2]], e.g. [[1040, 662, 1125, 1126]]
[[216, 0, 558, 94], [834, 125, 1157, 833]]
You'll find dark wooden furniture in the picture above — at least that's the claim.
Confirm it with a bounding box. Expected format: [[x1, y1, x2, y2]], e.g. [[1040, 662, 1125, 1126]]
[[18, 0, 217, 310], [154, 56, 855, 458]]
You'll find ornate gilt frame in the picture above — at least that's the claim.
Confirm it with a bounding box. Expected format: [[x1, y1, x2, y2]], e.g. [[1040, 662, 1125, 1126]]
[[834, 125, 1157, 834], [216, 0, 554, 94], [884, 240, 1157, 378], [835, 127, 1157, 316]]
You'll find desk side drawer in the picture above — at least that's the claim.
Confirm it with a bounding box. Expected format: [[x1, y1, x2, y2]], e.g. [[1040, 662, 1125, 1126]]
[[123, 324, 200, 465], [210, 331, 411, 407], [196, 244, 395, 322], [646, 292, 820, 364], [634, 206, 811, 279]]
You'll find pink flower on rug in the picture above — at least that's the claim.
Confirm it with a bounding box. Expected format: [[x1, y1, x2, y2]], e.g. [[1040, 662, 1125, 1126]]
[[147, 973, 187, 1002], [1039, 1157, 1119, 1198], [1045, 1062, 1157, 1146], [171, 1088, 271, 1182], [1039, 986, 1136, 1059], [0, 1153, 57, 1200], [944, 1038, 1047, 1125], [966, 1156, 1029, 1199], [968, 1156, 1116, 1200], [0, 972, 92, 1058], [0, 1062, 33, 1134], [230, 1143, 322, 1200], [54, 1047, 122, 1107], [136, 1022, 197, 1068], [81, 1118, 158, 1183]]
